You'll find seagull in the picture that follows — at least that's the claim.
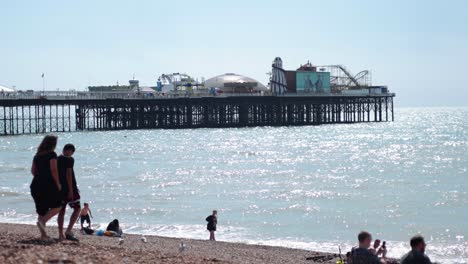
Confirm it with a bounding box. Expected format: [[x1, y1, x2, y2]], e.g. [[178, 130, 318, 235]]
[[179, 240, 187, 254], [119, 238, 124, 246], [141, 236, 147, 243]]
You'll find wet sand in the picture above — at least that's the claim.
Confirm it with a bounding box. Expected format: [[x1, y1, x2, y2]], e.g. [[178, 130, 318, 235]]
[[0, 223, 348, 264]]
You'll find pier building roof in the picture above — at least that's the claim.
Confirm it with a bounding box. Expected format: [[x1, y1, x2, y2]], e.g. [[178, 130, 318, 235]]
[[205, 73, 268, 93], [0, 85, 15, 92]]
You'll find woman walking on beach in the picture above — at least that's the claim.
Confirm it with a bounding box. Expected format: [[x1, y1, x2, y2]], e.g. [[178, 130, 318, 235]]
[[30, 135, 63, 240], [206, 210, 217, 241]]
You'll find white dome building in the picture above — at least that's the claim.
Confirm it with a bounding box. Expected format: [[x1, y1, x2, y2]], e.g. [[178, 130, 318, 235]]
[[0, 85, 15, 92], [204, 73, 268, 93]]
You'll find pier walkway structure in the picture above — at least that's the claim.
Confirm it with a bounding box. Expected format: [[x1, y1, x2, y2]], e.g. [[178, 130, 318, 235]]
[[0, 91, 395, 136]]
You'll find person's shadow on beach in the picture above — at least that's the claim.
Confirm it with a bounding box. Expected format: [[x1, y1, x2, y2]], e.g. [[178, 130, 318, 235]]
[[305, 254, 337, 262], [18, 238, 60, 246]]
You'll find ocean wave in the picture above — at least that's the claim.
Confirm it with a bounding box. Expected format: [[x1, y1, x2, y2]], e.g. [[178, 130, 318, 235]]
[[1, 218, 465, 263], [0, 191, 22, 197]]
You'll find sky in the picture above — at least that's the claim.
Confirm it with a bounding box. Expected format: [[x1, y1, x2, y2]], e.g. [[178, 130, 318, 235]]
[[0, 0, 467, 107]]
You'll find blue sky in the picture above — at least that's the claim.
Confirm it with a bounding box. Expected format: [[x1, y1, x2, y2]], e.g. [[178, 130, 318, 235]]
[[0, 0, 467, 106]]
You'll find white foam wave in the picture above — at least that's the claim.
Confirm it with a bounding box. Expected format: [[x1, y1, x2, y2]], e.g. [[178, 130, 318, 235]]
[[0, 218, 466, 263]]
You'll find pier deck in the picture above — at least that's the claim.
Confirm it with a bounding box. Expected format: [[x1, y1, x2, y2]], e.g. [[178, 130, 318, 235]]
[[0, 94, 395, 135]]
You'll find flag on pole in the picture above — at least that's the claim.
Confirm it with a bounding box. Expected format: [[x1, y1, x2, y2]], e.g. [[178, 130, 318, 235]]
[[41, 73, 44, 78]]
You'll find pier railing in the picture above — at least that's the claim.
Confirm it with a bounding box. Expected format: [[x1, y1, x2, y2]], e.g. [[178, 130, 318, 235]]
[[0, 91, 395, 100], [0, 91, 266, 100]]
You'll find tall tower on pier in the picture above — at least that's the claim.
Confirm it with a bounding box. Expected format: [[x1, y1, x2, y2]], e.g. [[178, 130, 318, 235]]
[[270, 57, 288, 95]]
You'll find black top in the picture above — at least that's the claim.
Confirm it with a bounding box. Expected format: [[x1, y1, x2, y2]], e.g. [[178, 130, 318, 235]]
[[400, 250, 432, 264], [57, 155, 78, 194], [31, 152, 57, 191], [107, 220, 120, 232], [350, 247, 381, 264], [206, 215, 217, 231]]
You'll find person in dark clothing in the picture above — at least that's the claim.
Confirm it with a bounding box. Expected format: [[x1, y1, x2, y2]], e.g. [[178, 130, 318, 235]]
[[57, 143, 81, 241], [107, 219, 123, 236], [205, 210, 217, 241], [350, 231, 387, 264], [400, 235, 432, 264], [30, 135, 63, 241]]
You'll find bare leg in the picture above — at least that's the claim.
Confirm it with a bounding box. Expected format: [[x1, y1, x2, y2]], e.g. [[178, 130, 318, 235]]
[[57, 207, 66, 240], [42, 207, 62, 223], [37, 207, 61, 240], [36, 215, 47, 239], [66, 207, 81, 235]]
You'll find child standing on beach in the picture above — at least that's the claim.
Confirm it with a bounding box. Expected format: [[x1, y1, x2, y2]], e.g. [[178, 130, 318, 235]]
[[80, 203, 93, 229], [57, 143, 81, 241], [205, 210, 217, 241]]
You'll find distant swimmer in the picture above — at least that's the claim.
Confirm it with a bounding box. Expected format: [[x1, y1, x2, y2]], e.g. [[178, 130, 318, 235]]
[[205, 210, 218, 241]]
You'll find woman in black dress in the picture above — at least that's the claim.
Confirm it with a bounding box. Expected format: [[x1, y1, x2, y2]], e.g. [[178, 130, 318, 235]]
[[30, 135, 63, 240], [206, 210, 217, 241]]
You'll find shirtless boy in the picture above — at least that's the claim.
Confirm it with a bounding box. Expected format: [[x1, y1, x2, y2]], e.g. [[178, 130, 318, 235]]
[[80, 203, 93, 229]]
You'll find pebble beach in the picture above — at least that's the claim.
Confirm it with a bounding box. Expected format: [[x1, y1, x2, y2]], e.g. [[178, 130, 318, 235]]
[[0, 223, 348, 264]]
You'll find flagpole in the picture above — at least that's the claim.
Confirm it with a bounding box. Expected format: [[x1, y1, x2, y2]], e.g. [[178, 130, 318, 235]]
[[42, 73, 45, 95]]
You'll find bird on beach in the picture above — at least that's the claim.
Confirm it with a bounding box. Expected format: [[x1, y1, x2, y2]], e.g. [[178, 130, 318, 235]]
[[118, 238, 124, 246], [179, 240, 189, 255], [141, 236, 147, 243]]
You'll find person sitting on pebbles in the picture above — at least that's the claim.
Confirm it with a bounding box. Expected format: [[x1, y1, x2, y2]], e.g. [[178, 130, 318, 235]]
[[369, 239, 387, 257], [106, 219, 123, 237], [350, 231, 387, 264]]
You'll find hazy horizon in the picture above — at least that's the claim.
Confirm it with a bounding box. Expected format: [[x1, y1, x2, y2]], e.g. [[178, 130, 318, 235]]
[[1, 0, 467, 107]]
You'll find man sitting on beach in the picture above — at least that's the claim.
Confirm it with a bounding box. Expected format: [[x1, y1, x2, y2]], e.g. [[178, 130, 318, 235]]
[[57, 143, 81, 241], [400, 235, 432, 264], [350, 231, 387, 264]]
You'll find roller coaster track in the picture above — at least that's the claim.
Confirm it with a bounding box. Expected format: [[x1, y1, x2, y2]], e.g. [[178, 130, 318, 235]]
[[160, 73, 192, 84], [349, 70, 369, 86], [322, 65, 363, 87]]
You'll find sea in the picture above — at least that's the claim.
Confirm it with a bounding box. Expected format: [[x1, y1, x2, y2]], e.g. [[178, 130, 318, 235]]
[[0, 107, 467, 263]]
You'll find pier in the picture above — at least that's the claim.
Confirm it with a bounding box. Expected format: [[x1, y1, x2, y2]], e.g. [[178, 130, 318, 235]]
[[0, 92, 394, 136]]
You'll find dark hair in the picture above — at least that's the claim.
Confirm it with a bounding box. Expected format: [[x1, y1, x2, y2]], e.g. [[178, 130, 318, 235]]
[[63, 143, 75, 152], [358, 231, 372, 243], [410, 235, 425, 248], [36, 135, 58, 155]]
